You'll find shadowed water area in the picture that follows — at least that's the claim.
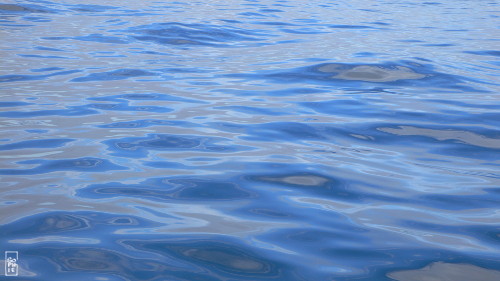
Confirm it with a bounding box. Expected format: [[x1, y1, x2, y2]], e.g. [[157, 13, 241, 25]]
[[0, 0, 499, 280]]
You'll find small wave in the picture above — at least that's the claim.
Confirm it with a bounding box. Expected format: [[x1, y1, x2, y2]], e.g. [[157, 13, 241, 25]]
[[0, 157, 127, 175], [0, 3, 57, 13], [71, 69, 157, 82], [104, 134, 254, 158], [0, 139, 73, 150], [222, 61, 484, 92], [388, 262, 500, 281], [79, 177, 256, 202], [126, 22, 271, 47]]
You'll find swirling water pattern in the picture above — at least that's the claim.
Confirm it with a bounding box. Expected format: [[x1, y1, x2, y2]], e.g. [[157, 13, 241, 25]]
[[0, 0, 499, 280]]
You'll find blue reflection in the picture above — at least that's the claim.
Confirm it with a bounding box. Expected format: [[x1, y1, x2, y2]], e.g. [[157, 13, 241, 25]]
[[0, 139, 73, 150], [126, 22, 271, 48], [79, 176, 256, 202], [104, 134, 253, 158], [0, 158, 127, 175]]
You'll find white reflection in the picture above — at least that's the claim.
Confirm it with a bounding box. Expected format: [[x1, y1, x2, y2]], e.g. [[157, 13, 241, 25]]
[[9, 235, 100, 244]]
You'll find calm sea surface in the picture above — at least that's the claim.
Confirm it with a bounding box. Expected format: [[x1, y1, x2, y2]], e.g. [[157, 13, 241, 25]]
[[1, 0, 499, 280]]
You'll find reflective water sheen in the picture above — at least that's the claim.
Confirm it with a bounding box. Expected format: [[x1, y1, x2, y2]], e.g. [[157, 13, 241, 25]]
[[1, 0, 499, 280]]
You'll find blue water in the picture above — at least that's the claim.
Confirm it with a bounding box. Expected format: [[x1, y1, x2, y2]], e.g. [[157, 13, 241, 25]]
[[1, 0, 499, 280]]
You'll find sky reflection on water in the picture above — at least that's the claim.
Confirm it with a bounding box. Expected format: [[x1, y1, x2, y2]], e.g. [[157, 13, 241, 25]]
[[1, 0, 499, 280]]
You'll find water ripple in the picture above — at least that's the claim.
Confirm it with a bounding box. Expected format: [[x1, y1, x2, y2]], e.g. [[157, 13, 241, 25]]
[[0, 158, 127, 175], [127, 22, 272, 48], [104, 134, 254, 158]]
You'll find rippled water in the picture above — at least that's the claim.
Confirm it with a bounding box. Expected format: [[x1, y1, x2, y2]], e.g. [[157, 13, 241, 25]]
[[1, 0, 499, 280]]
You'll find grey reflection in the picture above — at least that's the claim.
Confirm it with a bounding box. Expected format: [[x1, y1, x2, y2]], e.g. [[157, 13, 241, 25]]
[[379, 126, 500, 149], [280, 175, 329, 186], [0, 4, 47, 13], [388, 262, 500, 281], [39, 214, 87, 233], [318, 64, 426, 82], [9, 236, 100, 245], [182, 248, 268, 273], [59, 249, 122, 271], [258, 174, 330, 187]]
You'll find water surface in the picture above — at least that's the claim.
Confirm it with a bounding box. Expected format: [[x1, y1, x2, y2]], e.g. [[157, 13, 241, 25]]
[[1, 0, 499, 280]]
